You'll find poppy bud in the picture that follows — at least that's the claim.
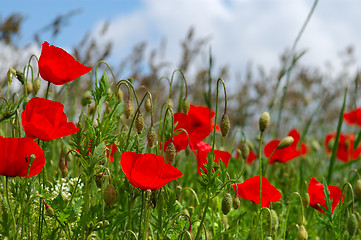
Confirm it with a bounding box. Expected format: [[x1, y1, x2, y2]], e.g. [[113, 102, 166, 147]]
[[7, 67, 17, 84], [220, 114, 230, 137], [182, 98, 190, 114], [167, 98, 174, 109], [145, 98, 152, 112], [95, 171, 105, 188], [43, 199, 55, 217], [240, 142, 250, 160], [33, 77, 41, 95], [117, 88, 124, 102], [16, 69, 24, 84], [302, 193, 310, 208], [270, 209, 279, 231], [125, 100, 134, 119], [58, 158, 66, 171], [277, 136, 294, 149], [347, 213, 358, 236], [147, 127, 157, 147], [135, 113, 145, 134], [259, 112, 270, 132], [93, 119, 98, 127], [165, 142, 176, 164], [61, 167, 69, 178], [297, 225, 308, 240], [103, 183, 116, 208], [355, 212, 361, 230], [221, 193, 233, 215], [81, 90, 93, 106], [354, 180, 361, 199], [233, 196, 241, 210], [26, 81, 33, 94], [264, 237, 272, 240]]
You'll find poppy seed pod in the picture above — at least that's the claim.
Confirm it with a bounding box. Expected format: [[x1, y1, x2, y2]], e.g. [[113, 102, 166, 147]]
[[277, 136, 294, 149], [147, 127, 157, 147], [182, 97, 190, 114], [259, 112, 270, 132], [233, 196, 241, 210], [145, 98, 152, 112], [221, 193, 233, 215], [135, 113, 145, 134], [297, 225, 308, 240], [125, 99, 134, 119], [165, 141, 176, 164], [220, 114, 230, 137], [347, 213, 358, 236], [354, 179, 361, 199], [103, 183, 116, 208], [33, 77, 41, 95]]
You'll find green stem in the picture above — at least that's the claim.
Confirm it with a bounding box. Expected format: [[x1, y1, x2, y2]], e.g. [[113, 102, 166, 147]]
[[5, 177, 17, 236], [45, 81, 51, 100], [194, 195, 210, 240]]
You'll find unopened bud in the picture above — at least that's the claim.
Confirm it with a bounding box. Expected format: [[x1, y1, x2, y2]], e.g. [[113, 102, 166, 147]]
[[7, 67, 17, 85], [125, 100, 134, 119], [61, 168, 69, 178], [277, 136, 294, 149], [270, 209, 279, 231], [240, 142, 250, 160], [95, 172, 105, 188], [182, 98, 190, 114], [81, 90, 93, 106], [147, 127, 157, 147], [167, 98, 174, 109], [33, 77, 41, 95], [16, 69, 24, 84], [233, 197, 241, 210], [297, 225, 308, 240], [43, 199, 54, 217], [259, 112, 270, 132], [117, 88, 124, 102], [303, 193, 310, 208], [103, 183, 117, 208], [347, 213, 358, 236], [145, 98, 152, 112], [135, 113, 145, 134], [221, 193, 233, 215], [220, 114, 230, 137], [26, 81, 33, 93], [165, 141, 176, 164]]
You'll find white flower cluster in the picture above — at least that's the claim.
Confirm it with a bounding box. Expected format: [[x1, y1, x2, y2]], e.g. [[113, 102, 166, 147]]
[[45, 177, 84, 200]]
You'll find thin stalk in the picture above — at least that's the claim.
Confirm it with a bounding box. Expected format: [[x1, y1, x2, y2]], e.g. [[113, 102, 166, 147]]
[[5, 177, 17, 235], [194, 195, 210, 240]]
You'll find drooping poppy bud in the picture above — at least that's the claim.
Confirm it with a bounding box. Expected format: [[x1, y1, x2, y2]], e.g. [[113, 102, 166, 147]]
[[233, 196, 241, 210], [33, 77, 41, 95], [26, 81, 33, 94], [182, 97, 190, 114], [61, 167, 69, 178], [259, 112, 270, 132], [43, 199, 54, 217], [125, 100, 134, 119], [270, 209, 279, 231], [81, 90, 93, 106], [145, 98, 152, 112], [220, 114, 230, 137], [117, 88, 124, 102], [103, 183, 116, 208], [221, 193, 233, 215], [165, 141, 176, 164], [347, 213, 358, 236], [240, 142, 250, 160], [167, 98, 174, 109], [135, 113, 145, 134], [147, 127, 157, 147]]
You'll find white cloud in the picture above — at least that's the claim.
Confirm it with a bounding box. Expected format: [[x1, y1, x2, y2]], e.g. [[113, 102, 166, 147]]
[[92, 0, 361, 81]]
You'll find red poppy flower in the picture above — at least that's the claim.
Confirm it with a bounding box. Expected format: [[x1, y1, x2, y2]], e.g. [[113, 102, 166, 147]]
[[0, 137, 45, 177], [232, 176, 281, 208], [308, 177, 343, 214], [120, 151, 182, 191], [21, 97, 79, 141], [344, 108, 361, 126], [38, 41, 91, 85], [164, 104, 217, 152], [264, 128, 307, 164], [194, 141, 231, 175], [324, 132, 361, 162]]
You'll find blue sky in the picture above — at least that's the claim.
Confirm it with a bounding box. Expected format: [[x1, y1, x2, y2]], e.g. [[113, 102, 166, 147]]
[[2, 0, 361, 84]]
